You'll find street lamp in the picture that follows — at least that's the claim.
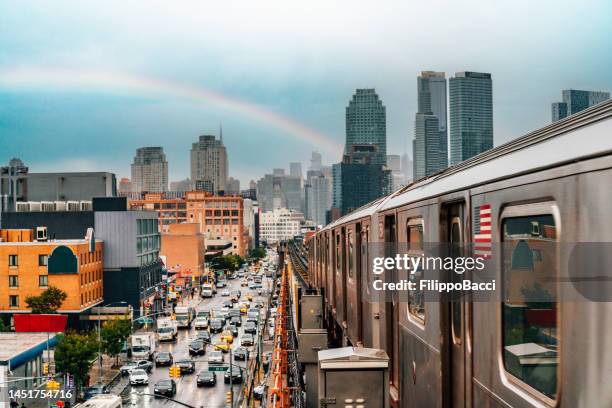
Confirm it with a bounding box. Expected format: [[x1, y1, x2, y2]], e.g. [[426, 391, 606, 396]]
[[98, 301, 128, 384]]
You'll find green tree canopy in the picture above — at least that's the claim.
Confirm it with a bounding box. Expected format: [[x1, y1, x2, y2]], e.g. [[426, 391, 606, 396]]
[[101, 318, 132, 366], [54, 332, 99, 390], [210, 253, 244, 272], [248, 247, 266, 260], [25, 286, 68, 314]]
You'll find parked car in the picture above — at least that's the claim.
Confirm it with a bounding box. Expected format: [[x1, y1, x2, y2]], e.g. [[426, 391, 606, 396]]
[[196, 330, 212, 344], [241, 334, 254, 347], [234, 347, 249, 361], [153, 379, 176, 397], [83, 384, 108, 400], [175, 359, 196, 374], [189, 340, 206, 356], [120, 360, 153, 375], [155, 352, 173, 367], [129, 369, 149, 386], [196, 370, 217, 387], [194, 317, 209, 330], [208, 350, 224, 364], [224, 367, 243, 384], [244, 322, 257, 334]]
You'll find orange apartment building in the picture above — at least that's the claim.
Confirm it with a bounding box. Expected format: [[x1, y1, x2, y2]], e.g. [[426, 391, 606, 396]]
[[129, 192, 248, 257], [0, 229, 104, 327], [160, 223, 206, 288]]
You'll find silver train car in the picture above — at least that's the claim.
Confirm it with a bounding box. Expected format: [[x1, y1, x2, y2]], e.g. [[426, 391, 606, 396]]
[[307, 99, 612, 407]]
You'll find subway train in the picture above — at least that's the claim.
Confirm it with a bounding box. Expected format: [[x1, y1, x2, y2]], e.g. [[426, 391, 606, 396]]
[[307, 99, 612, 408]]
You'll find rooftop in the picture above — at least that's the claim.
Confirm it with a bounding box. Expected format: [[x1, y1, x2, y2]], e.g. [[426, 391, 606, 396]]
[[0, 332, 57, 364]]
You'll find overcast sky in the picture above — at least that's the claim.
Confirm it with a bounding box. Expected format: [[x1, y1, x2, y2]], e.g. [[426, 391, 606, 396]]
[[1, 0, 611, 185]]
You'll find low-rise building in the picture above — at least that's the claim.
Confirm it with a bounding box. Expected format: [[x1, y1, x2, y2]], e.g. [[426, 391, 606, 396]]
[[160, 223, 206, 288], [259, 208, 304, 244]]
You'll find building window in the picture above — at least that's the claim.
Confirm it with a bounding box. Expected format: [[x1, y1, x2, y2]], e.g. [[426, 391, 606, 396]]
[[39, 275, 48, 287], [502, 209, 558, 400], [9, 254, 18, 267], [9, 295, 18, 308], [39, 254, 49, 266], [9, 275, 18, 287]]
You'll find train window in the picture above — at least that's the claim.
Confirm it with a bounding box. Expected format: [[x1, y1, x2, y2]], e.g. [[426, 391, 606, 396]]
[[502, 212, 558, 400], [335, 234, 341, 274], [407, 218, 425, 322], [347, 231, 354, 278]]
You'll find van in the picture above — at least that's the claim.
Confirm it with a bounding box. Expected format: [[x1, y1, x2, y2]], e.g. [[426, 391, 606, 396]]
[[75, 394, 122, 408]]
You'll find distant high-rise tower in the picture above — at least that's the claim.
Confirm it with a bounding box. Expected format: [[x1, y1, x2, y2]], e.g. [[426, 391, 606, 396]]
[[227, 177, 241, 195], [345, 89, 387, 166], [551, 89, 610, 122], [309, 151, 322, 172], [190, 134, 228, 194], [449, 72, 493, 165], [131, 147, 168, 193], [289, 162, 303, 179], [413, 71, 448, 179]]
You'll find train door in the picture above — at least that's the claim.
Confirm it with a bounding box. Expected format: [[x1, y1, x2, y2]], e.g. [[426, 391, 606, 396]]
[[443, 202, 471, 408], [383, 214, 400, 401]]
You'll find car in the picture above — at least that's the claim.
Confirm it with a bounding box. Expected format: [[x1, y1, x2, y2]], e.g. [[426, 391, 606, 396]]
[[83, 384, 108, 400], [224, 367, 243, 384], [220, 331, 234, 344], [230, 315, 242, 327], [241, 334, 254, 346], [245, 294, 253, 301], [196, 330, 212, 344], [254, 382, 267, 400], [129, 369, 149, 386], [214, 341, 231, 353], [248, 282, 256, 289], [217, 280, 226, 288], [209, 318, 224, 333], [234, 347, 249, 361], [189, 340, 206, 356], [153, 379, 176, 398], [194, 317, 208, 330], [253, 301, 264, 309], [175, 359, 196, 374], [228, 324, 239, 337], [196, 370, 217, 387], [239, 305, 248, 315], [208, 350, 224, 364], [269, 308, 278, 317], [221, 290, 230, 296], [244, 322, 257, 334], [222, 300, 233, 309], [241, 280, 248, 287], [119, 360, 153, 375], [228, 309, 241, 318], [155, 352, 173, 367], [263, 351, 272, 372]]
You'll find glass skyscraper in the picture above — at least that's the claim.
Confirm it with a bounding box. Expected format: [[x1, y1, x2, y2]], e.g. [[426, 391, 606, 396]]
[[449, 72, 493, 166], [551, 89, 610, 122], [413, 71, 448, 179], [345, 89, 386, 166]]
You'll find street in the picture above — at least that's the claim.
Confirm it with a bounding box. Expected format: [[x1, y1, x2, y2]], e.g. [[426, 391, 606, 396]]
[[123, 274, 272, 408]]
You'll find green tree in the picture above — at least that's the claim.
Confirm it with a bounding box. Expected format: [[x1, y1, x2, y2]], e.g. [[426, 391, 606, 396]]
[[101, 318, 132, 367], [54, 332, 99, 390], [248, 247, 266, 260], [210, 254, 244, 272], [25, 286, 68, 313], [0, 319, 9, 332]]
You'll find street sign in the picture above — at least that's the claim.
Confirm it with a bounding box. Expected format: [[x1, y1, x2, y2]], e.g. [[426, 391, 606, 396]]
[[209, 365, 229, 372]]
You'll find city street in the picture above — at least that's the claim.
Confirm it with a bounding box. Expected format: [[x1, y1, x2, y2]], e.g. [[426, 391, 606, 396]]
[[123, 274, 272, 408]]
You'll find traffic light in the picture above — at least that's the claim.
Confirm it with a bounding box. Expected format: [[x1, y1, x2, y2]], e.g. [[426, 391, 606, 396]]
[[169, 365, 181, 378], [43, 362, 49, 375], [56, 401, 65, 408]]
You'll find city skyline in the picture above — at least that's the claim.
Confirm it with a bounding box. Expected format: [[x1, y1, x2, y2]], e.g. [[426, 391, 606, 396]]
[[1, 1, 611, 186]]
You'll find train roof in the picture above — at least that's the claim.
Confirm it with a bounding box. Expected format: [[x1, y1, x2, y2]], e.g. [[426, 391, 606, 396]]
[[322, 99, 612, 231]]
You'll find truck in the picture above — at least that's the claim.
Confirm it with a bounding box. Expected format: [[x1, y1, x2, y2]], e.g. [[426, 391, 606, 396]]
[[156, 318, 178, 342], [174, 306, 194, 329], [201, 283, 214, 298], [129, 333, 156, 361]]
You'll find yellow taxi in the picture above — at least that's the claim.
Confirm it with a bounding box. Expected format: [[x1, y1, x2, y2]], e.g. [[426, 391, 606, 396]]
[[245, 294, 253, 302], [239, 304, 249, 314], [220, 331, 234, 344], [214, 341, 231, 353]]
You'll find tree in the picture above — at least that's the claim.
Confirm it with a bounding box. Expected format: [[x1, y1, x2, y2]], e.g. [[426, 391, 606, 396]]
[[54, 332, 99, 390], [248, 247, 266, 260], [101, 318, 132, 367], [210, 254, 244, 272], [25, 286, 68, 314]]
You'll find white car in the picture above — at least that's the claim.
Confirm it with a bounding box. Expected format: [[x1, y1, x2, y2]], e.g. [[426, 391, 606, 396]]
[[129, 369, 149, 386], [194, 317, 209, 330], [221, 290, 230, 297]]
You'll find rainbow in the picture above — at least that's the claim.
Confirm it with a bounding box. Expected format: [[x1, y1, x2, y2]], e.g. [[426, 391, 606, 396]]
[[0, 66, 342, 154]]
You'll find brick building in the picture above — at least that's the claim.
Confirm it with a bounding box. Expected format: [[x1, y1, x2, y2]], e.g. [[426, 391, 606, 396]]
[[160, 223, 206, 288]]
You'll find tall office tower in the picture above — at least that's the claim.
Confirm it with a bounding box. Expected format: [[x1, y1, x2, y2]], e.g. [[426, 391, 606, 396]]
[[227, 177, 241, 195], [130, 147, 169, 193], [309, 151, 322, 172], [190, 134, 228, 195], [289, 162, 303, 179], [551, 89, 610, 122], [305, 172, 331, 226], [449, 72, 493, 165], [273, 168, 285, 177], [249, 180, 256, 190], [170, 178, 191, 192], [345, 89, 387, 166]]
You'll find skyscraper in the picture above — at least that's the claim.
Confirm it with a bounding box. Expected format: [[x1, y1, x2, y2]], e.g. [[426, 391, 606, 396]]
[[345, 89, 387, 166], [449, 72, 493, 165], [190, 135, 228, 195], [304, 172, 331, 226], [413, 71, 448, 179], [289, 162, 303, 179], [309, 151, 322, 172], [551, 89, 610, 122], [131, 147, 168, 193], [227, 177, 241, 195]]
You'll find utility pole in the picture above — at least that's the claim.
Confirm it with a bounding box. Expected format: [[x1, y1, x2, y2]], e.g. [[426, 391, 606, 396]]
[[229, 348, 233, 407]]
